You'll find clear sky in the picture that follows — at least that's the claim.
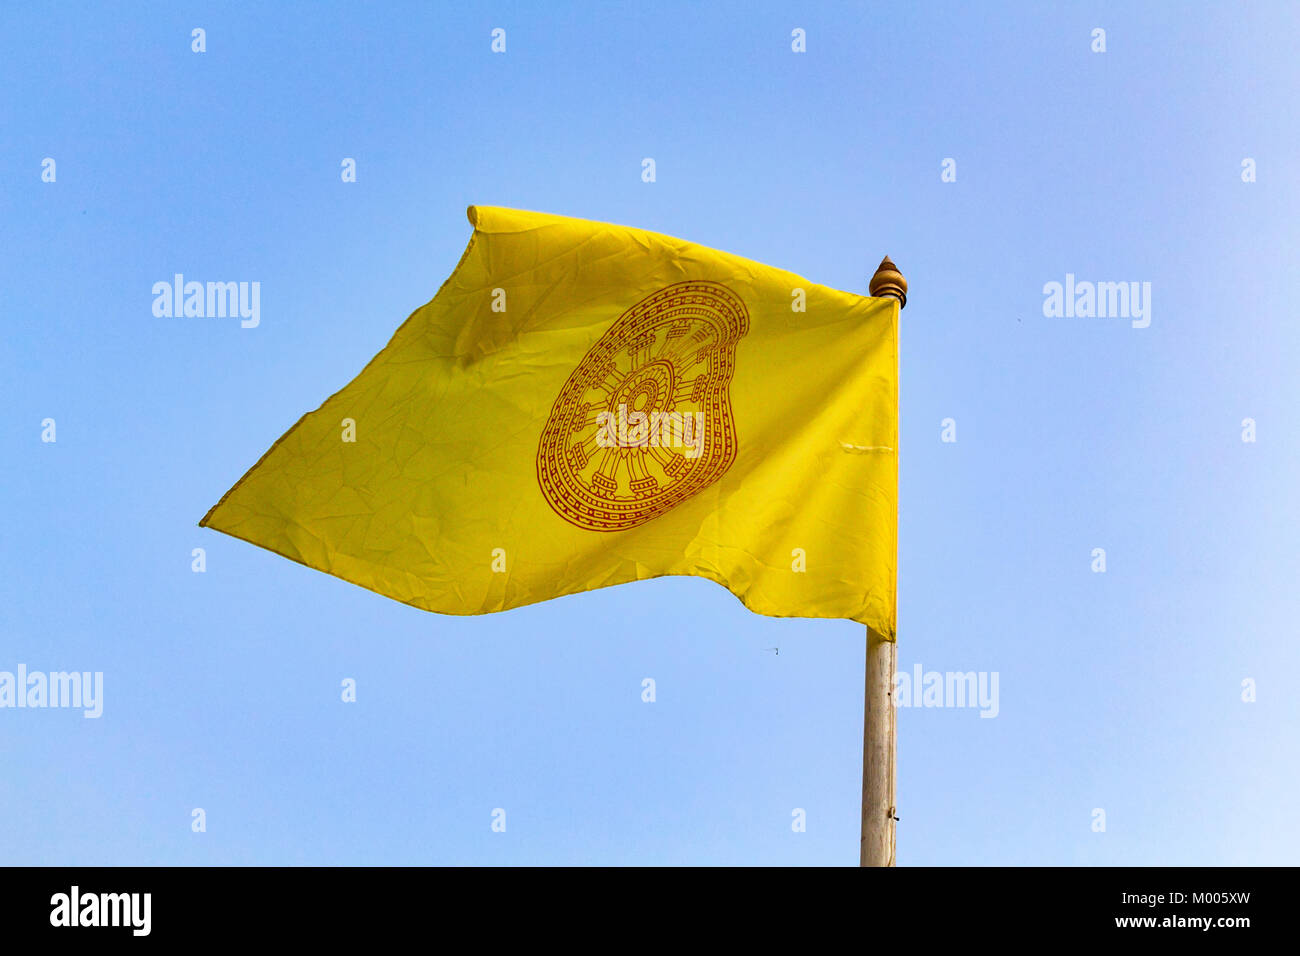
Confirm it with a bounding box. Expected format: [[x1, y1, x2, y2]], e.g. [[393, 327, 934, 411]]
[[2, 1, 1297, 865]]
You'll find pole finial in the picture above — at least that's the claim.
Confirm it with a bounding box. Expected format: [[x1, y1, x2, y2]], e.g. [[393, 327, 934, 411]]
[[869, 256, 907, 308]]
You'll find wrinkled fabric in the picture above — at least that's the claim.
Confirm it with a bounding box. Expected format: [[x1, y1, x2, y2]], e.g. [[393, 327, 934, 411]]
[[200, 206, 898, 637]]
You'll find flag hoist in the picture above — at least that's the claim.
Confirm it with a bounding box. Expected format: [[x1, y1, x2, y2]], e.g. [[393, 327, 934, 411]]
[[200, 207, 904, 865]]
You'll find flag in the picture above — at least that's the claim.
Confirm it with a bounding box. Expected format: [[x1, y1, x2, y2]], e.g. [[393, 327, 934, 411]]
[[200, 206, 898, 636]]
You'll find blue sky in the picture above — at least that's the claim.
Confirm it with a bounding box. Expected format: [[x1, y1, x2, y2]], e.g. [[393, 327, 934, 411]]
[[2, 1, 1297, 865]]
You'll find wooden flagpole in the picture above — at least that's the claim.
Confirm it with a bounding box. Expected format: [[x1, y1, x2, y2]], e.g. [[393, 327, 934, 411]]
[[861, 256, 906, 867]]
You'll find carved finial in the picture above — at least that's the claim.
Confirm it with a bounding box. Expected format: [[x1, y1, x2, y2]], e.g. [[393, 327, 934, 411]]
[[869, 256, 907, 308]]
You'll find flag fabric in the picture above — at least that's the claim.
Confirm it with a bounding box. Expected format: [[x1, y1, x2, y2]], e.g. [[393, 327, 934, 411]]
[[200, 206, 899, 637]]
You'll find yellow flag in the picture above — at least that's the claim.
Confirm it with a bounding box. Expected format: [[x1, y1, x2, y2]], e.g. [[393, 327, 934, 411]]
[[200, 207, 898, 637]]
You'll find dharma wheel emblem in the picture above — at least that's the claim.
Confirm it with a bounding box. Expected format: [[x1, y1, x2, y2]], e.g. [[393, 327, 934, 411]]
[[537, 280, 749, 532]]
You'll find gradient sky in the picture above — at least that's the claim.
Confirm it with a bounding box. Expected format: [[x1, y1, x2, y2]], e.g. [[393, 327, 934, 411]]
[[2, 1, 1297, 865]]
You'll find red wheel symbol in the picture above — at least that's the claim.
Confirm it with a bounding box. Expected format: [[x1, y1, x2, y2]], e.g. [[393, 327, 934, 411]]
[[536, 281, 749, 532]]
